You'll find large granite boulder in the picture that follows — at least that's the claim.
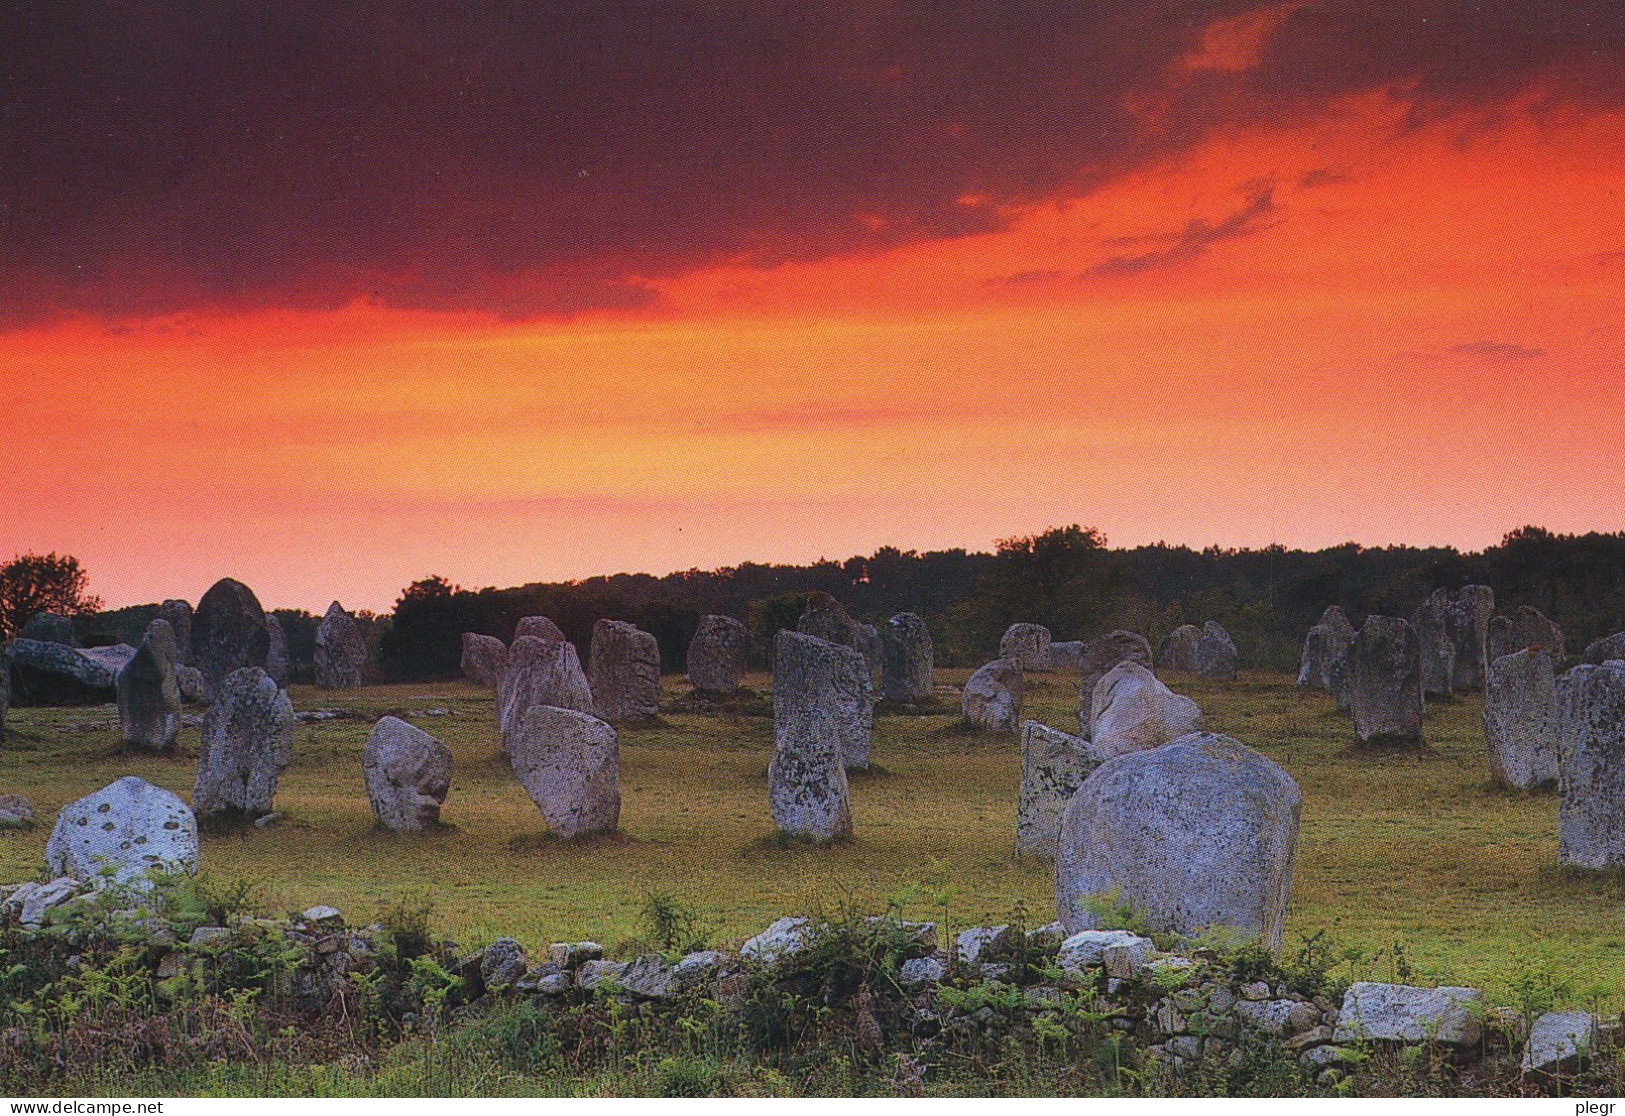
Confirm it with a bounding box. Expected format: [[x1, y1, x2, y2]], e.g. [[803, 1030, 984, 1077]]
[[1484, 649, 1560, 790], [1488, 605, 1565, 665], [314, 602, 367, 689], [1192, 621, 1239, 679], [461, 633, 508, 687], [1350, 616, 1424, 747], [193, 667, 294, 821], [1445, 585, 1495, 693], [514, 615, 566, 642], [1557, 662, 1625, 869], [961, 658, 1023, 734], [769, 631, 858, 840], [45, 776, 198, 892], [588, 619, 661, 725], [497, 636, 594, 755], [1583, 632, 1625, 665], [1411, 588, 1456, 700], [1086, 661, 1203, 757], [1158, 625, 1203, 672], [22, 612, 78, 646], [1056, 733, 1301, 950], [1018, 722, 1102, 856], [1000, 623, 1053, 672], [264, 613, 290, 685], [364, 716, 453, 831], [7, 638, 132, 704], [192, 578, 270, 693], [156, 599, 194, 664], [881, 612, 934, 702], [1077, 632, 1155, 732], [687, 614, 749, 695], [116, 629, 181, 752], [509, 706, 620, 838]]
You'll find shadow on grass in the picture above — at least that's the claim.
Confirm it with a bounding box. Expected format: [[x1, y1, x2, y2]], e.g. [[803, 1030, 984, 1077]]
[[505, 829, 635, 853]]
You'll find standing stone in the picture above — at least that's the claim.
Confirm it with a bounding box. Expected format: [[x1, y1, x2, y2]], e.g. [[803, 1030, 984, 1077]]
[[193, 667, 294, 821], [1077, 632, 1155, 732], [192, 578, 270, 694], [364, 716, 453, 832], [45, 776, 198, 892], [1411, 588, 1456, 700], [314, 602, 367, 689], [961, 659, 1023, 733], [588, 619, 661, 725], [509, 706, 620, 838], [686, 615, 748, 694], [461, 633, 508, 687], [1158, 625, 1203, 672], [1056, 732, 1301, 950], [1304, 606, 1357, 708], [1086, 661, 1203, 757], [1488, 605, 1565, 664], [851, 622, 883, 685], [1583, 632, 1625, 665], [1446, 585, 1495, 693], [157, 600, 194, 664], [769, 631, 858, 840], [797, 594, 857, 646], [515, 616, 566, 642], [1484, 649, 1559, 790], [1193, 621, 1239, 679], [143, 617, 180, 666], [264, 613, 291, 685], [1018, 722, 1102, 856], [1000, 624, 1053, 672], [1557, 662, 1625, 869], [1350, 616, 1424, 747], [22, 612, 78, 646], [1297, 625, 1332, 688], [881, 613, 934, 702], [116, 630, 180, 752], [497, 636, 594, 754]]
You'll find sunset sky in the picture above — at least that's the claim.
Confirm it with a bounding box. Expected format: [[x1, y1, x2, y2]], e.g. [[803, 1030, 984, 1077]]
[[4, 2, 1624, 612]]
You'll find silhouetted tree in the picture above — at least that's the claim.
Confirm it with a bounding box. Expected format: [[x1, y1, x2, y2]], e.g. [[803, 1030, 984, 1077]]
[[0, 553, 102, 638]]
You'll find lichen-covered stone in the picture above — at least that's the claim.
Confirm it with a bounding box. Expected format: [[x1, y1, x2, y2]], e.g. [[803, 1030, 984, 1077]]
[[515, 616, 566, 642], [1193, 621, 1238, 679], [687, 614, 748, 694], [588, 619, 660, 724], [1000, 623, 1053, 671], [1557, 662, 1625, 869], [1018, 721, 1102, 855], [1484, 648, 1559, 790], [1158, 625, 1203, 672], [1488, 604, 1565, 664], [22, 612, 77, 645], [769, 632, 860, 839], [1446, 585, 1495, 693], [314, 602, 366, 689], [881, 612, 934, 702], [1522, 1010, 1597, 1073], [192, 578, 270, 694], [508, 706, 620, 838], [1350, 616, 1424, 747], [1077, 632, 1155, 732], [497, 636, 594, 755], [1583, 632, 1625, 665], [1412, 588, 1456, 700], [961, 658, 1023, 733], [157, 599, 194, 664], [364, 716, 453, 831], [116, 628, 180, 752], [7, 638, 130, 705], [1056, 733, 1301, 950], [1086, 661, 1203, 756], [45, 776, 198, 891], [193, 667, 294, 820], [460, 633, 507, 687], [1333, 982, 1481, 1047], [264, 613, 290, 685]]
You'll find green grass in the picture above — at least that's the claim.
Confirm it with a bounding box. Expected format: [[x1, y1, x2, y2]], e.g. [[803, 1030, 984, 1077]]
[[2, 669, 1620, 1010]]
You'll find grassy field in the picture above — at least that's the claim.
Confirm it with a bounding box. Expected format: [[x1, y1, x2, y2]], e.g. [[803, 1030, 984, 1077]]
[[3, 668, 1621, 1010]]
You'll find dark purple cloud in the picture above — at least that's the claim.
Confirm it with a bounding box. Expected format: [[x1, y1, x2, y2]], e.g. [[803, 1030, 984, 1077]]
[[1, 1, 1621, 327], [1086, 183, 1277, 277]]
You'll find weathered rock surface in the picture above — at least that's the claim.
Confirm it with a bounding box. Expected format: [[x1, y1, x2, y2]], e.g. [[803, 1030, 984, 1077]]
[[1046, 640, 1084, 669], [881, 612, 934, 702], [797, 594, 858, 646], [1522, 1010, 1597, 1073], [117, 629, 181, 752], [1193, 621, 1239, 679], [1583, 632, 1625, 665], [851, 622, 883, 685], [1077, 632, 1155, 732], [1056, 733, 1301, 950], [193, 667, 294, 820], [1086, 661, 1203, 757], [1303, 606, 1357, 709], [461, 633, 507, 687], [1332, 982, 1482, 1047], [1484, 649, 1559, 790], [514, 616, 566, 642], [1487, 604, 1565, 664], [1000, 623, 1053, 671], [1018, 722, 1102, 856], [961, 658, 1023, 733], [22, 613, 77, 646], [175, 665, 207, 704], [364, 716, 453, 831], [588, 619, 660, 724], [1556, 662, 1625, 869], [686, 614, 749, 694], [1445, 585, 1495, 693], [192, 578, 270, 693], [509, 706, 620, 838], [157, 599, 194, 664], [1158, 625, 1203, 672], [497, 636, 594, 755], [264, 613, 290, 685], [1350, 616, 1424, 747], [7, 638, 132, 704], [314, 602, 366, 689], [1411, 588, 1456, 700], [769, 632, 858, 840], [45, 776, 198, 891]]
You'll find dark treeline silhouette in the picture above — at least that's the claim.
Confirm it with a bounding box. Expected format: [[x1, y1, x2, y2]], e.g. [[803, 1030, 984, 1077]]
[[373, 525, 1625, 681]]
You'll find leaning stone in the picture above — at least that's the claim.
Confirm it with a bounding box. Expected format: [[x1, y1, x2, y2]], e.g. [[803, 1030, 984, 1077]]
[[1484, 649, 1560, 790], [364, 716, 453, 832], [1412, 588, 1456, 700], [1000, 623, 1053, 671], [588, 619, 661, 725], [314, 602, 367, 689], [1522, 1010, 1597, 1073], [740, 916, 813, 964], [686, 615, 748, 695], [21, 612, 78, 645], [192, 578, 271, 694], [1557, 662, 1625, 869], [508, 706, 620, 839], [1086, 661, 1203, 757], [116, 630, 181, 752], [193, 667, 294, 821], [1332, 982, 1481, 1047], [497, 636, 594, 754], [45, 776, 198, 891], [1350, 616, 1424, 747], [1018, 722, 1103, 855], [770, 632, 862, 838], [961, 658, 1023, 733], [881, 613, 935, 702], [1193, 621, 1238, 679], [460, 633, 507, 687], [1446, 585, 1496, 693], [1056, 733, 1300, 950], [1077, 632, 1155, 730]]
